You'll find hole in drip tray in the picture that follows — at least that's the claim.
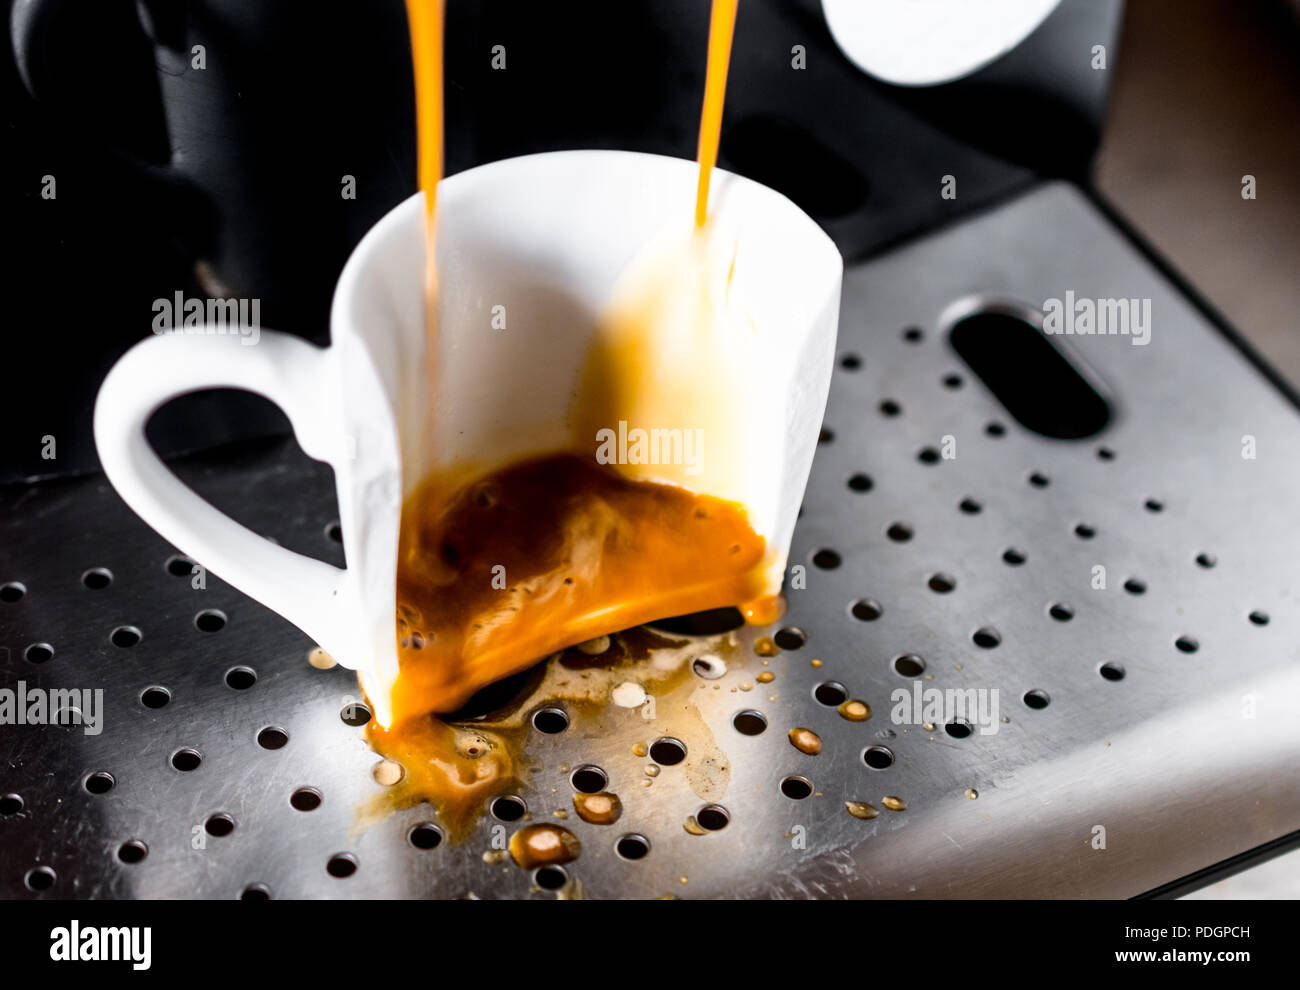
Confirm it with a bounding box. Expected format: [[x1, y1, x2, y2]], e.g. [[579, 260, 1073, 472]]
[[290, 788, 322, 811], [948, 306, 1110, 439], [812, 549, 841, 570], [928, 573, 956, 593], [205, 814, 235, 837], [140, 686, 171, 709], [649, 738, 687, 766], [893, 655, 925, 677], [195, 609, 227, 632], [571, 764, 611, 790], [863, 746, 894, 769], [24, 643, 53, 664], [886, 523, 913, 542], [696, 805, 730, 830], [616, 834, 650, 860], [1048, 602, 1074, 622], [780, 776, 813, 800], [110, 626, 141, 648], [851, 599, 882, 621], [490, 795, 526, 821], [326, 853, 357, 878], [814, 681, 848, 706], [409, 823, 443, 849], [532, 707, 569, 734], [774, 627, 806, 650], [225, 666, 256, 690], [341, 702, 371, 727], [1023, 689, 1051, 710], [165, 556, 195, 576], [81, 568, 112, 590], [534, 865, 568, 890], [257, 727, 289, 750], [117, 840, 148, 864]]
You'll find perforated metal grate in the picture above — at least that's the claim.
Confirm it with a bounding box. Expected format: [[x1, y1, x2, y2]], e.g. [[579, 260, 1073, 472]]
[[3, 182, 1299, 898]]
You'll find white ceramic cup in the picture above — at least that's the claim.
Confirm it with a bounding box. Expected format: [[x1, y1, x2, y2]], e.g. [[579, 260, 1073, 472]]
[[94, 150, 843, 726]]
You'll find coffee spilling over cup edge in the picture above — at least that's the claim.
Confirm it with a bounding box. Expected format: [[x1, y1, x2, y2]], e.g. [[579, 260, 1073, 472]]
[[359, 0, 790, 830]]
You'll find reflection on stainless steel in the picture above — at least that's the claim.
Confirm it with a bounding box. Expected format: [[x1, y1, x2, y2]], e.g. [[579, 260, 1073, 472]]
[[2, 182, 1298, 898]]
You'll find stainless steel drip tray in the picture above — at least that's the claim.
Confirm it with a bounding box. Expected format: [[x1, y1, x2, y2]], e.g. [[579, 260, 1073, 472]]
[[3, 180, 1299, 899]]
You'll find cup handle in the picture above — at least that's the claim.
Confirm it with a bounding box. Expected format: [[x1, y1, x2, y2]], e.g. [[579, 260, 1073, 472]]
[[93, 330, 361, 665]]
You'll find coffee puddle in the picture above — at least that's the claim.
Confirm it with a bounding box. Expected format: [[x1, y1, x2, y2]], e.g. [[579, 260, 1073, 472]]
[[360, 623, 744, 843]]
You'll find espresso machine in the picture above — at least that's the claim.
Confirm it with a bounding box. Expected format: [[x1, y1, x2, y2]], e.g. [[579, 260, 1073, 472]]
[[3, 0, 1298, 900]]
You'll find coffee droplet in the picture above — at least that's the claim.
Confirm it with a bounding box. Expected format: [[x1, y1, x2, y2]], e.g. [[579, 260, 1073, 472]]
[[810, 659, 822, 668], [845, 801, 879, 820], [882, 795, 907, 812], [922, 722, 936, 732], [743, 594, 785, 625], [554, 809, 569, 819], [573, 792, 622, 825], [757, 671, 775, 683], [371, 759, 404, 786], [482, 849, 505, 865], [308, 647, 337, 670], [965, 788, 979, 800], [508, 823, 582, 869], [754, 637, 779, 657], [683, 816, 707, 835], [644, 764, 660, 778], [788, 727, 822, 755], [838, 699, 871, 722], [632, 742, 648, 757], [577, 635, 611, 655]]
